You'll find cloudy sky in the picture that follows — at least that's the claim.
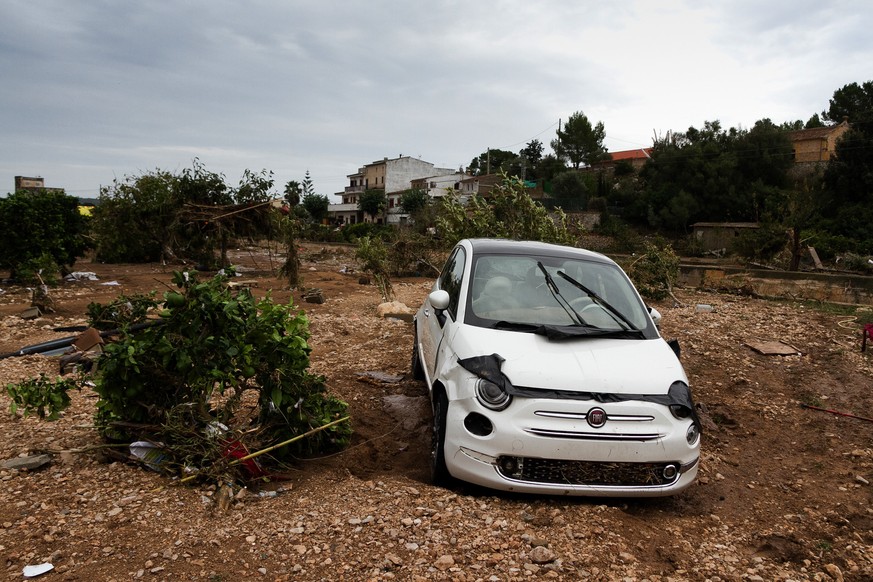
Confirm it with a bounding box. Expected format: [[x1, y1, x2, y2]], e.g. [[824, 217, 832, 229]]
[[1, 1, 870, 201]]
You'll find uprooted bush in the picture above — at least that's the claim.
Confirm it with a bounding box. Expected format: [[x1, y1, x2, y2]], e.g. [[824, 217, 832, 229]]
[[94, 270, 350, 469], [10, 270, 350, 484], [623, 240, 680, 302]]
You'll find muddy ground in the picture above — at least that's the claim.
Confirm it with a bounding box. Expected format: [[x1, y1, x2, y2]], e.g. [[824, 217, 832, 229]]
[[0, 243, 871, 581]]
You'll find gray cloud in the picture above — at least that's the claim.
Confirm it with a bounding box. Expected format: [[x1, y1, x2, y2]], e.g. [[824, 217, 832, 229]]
[[1, 0, 871, 198]]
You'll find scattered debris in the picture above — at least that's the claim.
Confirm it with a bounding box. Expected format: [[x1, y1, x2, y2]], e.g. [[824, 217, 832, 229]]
[[694, 304, 713, 313], [357, 371, 405, 385], [64, 271, 99, 282], [1, 454, 52, 471], [31, 284, 55, 313], [808, 246, 824, 270], [227, 279, 259, 289], [22, 563, 54, 578], [745, 339, 802, 356], [19, 306, 42, 320], [862, 323, 873, 352], [303, 288, 325, 304], [376, 301, 413, 321], [129, 441, 168, 472], [800, 404, 873, 424]]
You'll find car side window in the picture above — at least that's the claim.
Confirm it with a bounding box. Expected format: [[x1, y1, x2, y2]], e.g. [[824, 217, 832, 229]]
[[438, 247, 466, 318]]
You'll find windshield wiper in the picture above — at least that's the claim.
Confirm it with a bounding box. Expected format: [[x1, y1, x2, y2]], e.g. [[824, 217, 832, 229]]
[[556, 270, 640, 332], [493, 320, 539, 332], [533, 325, 645, 340], [536, 262, 585, 326]]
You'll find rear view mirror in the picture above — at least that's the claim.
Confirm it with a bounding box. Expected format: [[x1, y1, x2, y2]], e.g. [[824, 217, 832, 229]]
[[648, 306, 662, 325], [429, 290, 450, 311]]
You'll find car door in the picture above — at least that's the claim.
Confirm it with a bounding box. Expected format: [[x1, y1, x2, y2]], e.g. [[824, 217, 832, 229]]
[[422, 245, 466, 382]]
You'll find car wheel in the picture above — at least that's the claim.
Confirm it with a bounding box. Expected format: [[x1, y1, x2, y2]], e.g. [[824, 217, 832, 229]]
[[411, 326, 425, 381], [431, 390, 451, 485]]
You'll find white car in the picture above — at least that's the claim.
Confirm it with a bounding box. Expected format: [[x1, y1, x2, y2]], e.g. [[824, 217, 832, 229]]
[[412, 239, 700, 497]]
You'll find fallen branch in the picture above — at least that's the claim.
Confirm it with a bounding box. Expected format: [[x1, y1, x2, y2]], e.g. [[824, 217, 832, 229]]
[[801, 404, 873, 423], [177, 415, 351, 485]]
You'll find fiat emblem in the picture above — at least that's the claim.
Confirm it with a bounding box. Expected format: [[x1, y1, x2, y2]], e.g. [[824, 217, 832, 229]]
[[587, 407, 607, 428]]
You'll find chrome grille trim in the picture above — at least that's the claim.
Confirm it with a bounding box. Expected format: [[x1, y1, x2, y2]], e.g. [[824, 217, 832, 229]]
[[534, 410, 654, 422], [525, 428, 663, 441]]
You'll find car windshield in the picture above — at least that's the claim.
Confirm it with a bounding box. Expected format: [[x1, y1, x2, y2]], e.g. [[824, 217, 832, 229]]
[[466, 253, 650, 332]]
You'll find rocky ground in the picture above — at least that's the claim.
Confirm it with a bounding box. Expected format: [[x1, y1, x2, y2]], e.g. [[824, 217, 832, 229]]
[[0, 243, 871, 581]]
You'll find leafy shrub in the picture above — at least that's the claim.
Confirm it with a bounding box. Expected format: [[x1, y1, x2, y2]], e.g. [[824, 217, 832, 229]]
[[386, 231, 441, 277], [436, 174, 573, 246], [355, 236, 394, 301], [86, 293, 159, 330], [93, 271, 350, 462], [731, 223, 787, 262], [14, 253, 62, 286], [624, 241, 680, 301], [7, 374, 80, 420], [342, 222, 393, 243], [0, 190, 88, 281]]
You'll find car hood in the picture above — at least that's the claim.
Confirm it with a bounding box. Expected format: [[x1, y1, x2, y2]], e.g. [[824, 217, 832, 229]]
[[450, 324, 686, 395]]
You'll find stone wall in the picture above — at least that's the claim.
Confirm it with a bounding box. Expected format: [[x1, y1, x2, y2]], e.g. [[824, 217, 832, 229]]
[[679, 264, 873, 305]]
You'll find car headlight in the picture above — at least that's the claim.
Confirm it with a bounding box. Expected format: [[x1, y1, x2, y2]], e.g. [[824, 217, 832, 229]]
[[475, 378, 511, 411], [686, 423, 700, 445]]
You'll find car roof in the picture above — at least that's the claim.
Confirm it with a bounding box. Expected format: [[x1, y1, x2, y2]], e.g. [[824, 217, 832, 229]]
[[463, 238, 614, 265]]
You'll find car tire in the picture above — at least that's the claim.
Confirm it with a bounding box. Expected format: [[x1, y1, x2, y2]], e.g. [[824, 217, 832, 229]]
[[411, 326, 425, 381], [431, 390, 451, 485]]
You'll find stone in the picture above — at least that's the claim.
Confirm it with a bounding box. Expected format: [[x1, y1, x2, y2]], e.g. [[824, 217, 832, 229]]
[[529, 546, 556, 564], [1, 454, 52, 471], [434, 555, 454, 571]]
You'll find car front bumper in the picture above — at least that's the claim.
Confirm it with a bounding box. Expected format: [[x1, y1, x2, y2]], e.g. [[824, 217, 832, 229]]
[[443, 395, 700, 497]]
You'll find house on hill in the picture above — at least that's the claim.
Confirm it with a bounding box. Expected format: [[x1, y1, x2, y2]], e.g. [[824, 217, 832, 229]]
[[329, 156, 456, 225], [592, 148, 653, 173], [788, 119, 850, 164]]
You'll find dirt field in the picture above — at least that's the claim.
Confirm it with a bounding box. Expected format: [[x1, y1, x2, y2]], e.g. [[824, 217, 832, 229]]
[[0, 243, 871, 581]]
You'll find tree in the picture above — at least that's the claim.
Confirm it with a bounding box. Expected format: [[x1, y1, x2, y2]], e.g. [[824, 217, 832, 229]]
[[284, 181, 302, 207], [436, 174, 572, 245], [92, 171, 179, 263], [399, 188, 429, 215], [519, 140, 544, 179], [550, 171, 591, 211], [819, 80, 873, 252], [0, 190, 88, 281], [359, 189, 387, 221], [633, 119, 794, 232], [302, 170, 315, 198], [822, 80, 873, 126], [302, 193, 330, 223], [468, 149, 518, 176], [551, 111, 608, 169], [235, 169, 274, 204]]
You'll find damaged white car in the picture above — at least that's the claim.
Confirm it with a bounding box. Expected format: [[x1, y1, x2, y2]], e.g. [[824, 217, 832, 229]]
[[412, 239, 700, 497]]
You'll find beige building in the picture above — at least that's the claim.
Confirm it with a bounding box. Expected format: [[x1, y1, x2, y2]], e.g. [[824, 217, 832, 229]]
[[788, 119, 850, 163]]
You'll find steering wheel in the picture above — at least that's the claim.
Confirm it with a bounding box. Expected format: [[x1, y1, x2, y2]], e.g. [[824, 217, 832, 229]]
[[569, 296, 599, 313]]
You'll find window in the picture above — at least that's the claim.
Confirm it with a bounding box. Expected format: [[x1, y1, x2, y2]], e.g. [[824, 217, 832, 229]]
[[438, 247, 466, 318]]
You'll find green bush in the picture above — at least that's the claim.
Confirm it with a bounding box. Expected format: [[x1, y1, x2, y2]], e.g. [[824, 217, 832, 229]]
[[7, 374, 80, 420], [731, 223, 787, 262], [0, 190, 88, 281], [624, 241, 680, 301], [436, 174, 573, 246], [342, 222, 393, 242], [93, 271, 350, 464]]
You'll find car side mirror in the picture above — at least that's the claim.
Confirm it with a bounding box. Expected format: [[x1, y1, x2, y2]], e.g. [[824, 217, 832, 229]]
[[429, 290, 450, 311], [648, 305, 662, 326]]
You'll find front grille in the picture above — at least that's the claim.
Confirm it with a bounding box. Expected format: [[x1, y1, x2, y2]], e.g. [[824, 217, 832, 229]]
[[497, 456, 680, 487]]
